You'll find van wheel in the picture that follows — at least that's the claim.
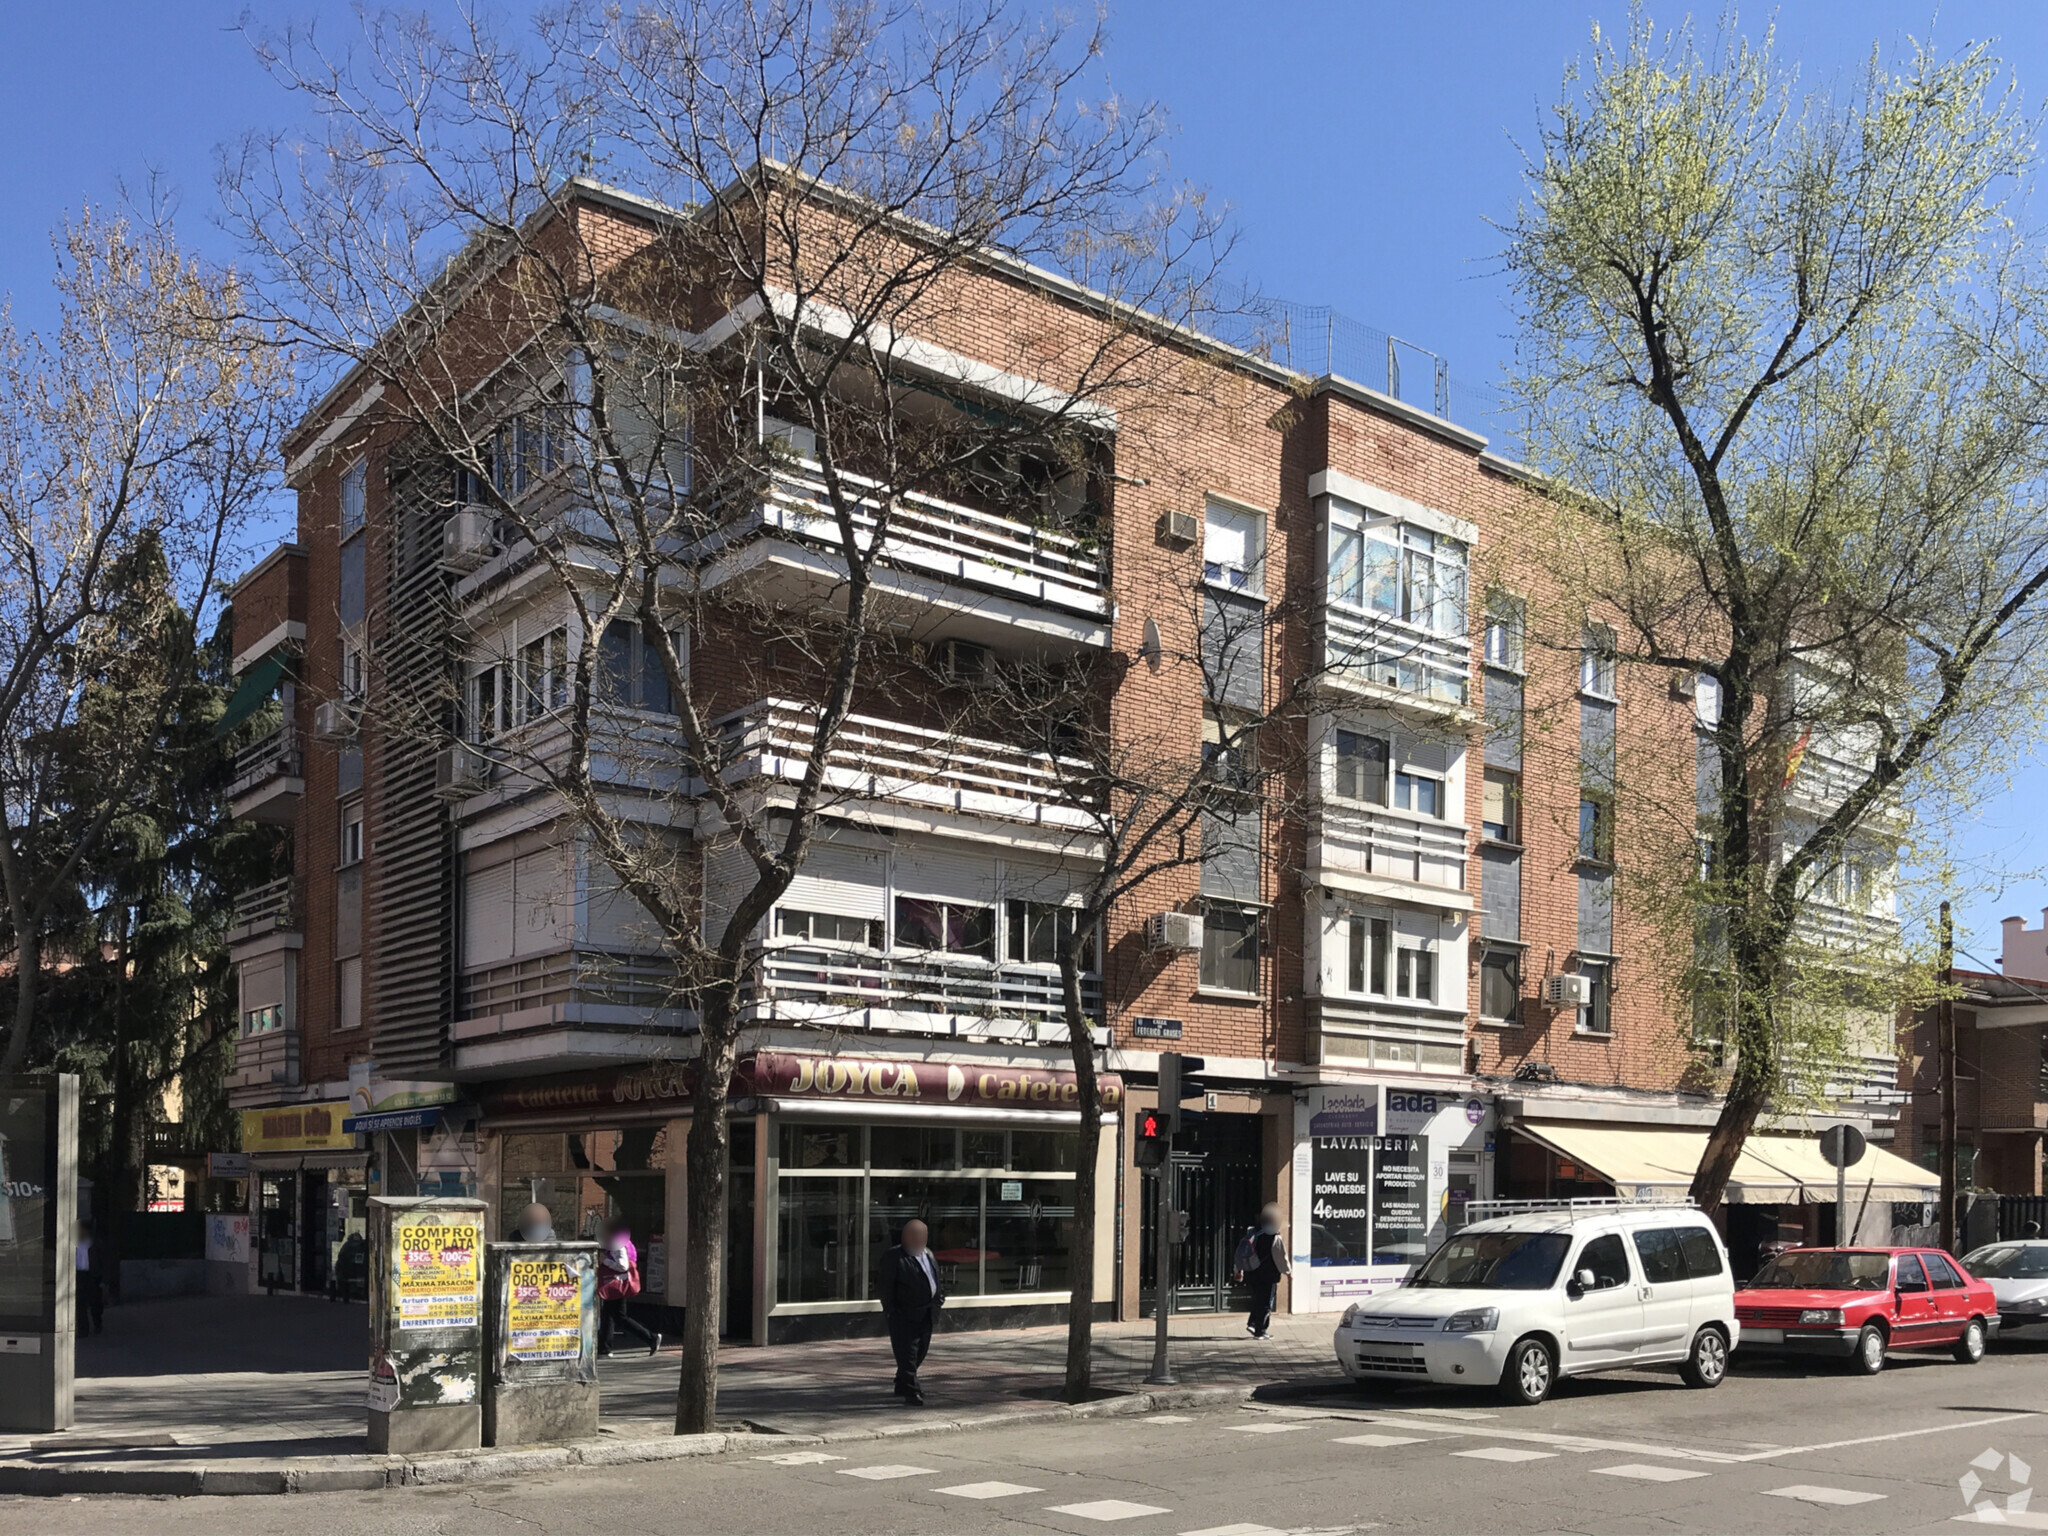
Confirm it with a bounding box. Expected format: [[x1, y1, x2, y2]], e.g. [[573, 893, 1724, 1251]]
[[1849, 1324, 1886, 1374], [1953, 1317, 1987, 1364], [1679, 1326, 1728, 1388], [1499, 1337, 1555, 1406]]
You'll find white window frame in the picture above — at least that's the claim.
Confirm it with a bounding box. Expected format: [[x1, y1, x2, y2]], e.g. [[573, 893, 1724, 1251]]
[[339, 801, 364, 867], [1483, 593, 1525, 671], [1326, 500, 1468, 637], [1203, 499, 1265, 597], [1581, 622, 1618, 699]]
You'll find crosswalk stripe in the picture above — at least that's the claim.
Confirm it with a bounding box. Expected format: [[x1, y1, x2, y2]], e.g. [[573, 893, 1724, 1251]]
[[1049, 1499, 1175, 1521], [1453, 1447, 1557, 1463], [1593, 1464, 1710, 1483], [935, 1481, 1043, 1499], [837, 1464, 939, 1480], [1764, 1485, 1887, 1507], [1332, 1434, 1426, 1448]]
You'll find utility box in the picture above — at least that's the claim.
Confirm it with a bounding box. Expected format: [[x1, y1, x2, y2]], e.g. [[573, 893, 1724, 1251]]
[[366, 1196, 485, 1455], [0, 1075, 76, 1432], [483, 1242, 599, 1446]]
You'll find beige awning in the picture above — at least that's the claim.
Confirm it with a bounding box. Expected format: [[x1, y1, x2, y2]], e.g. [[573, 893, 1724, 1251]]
[[1515, 1121, 1937, 1205]]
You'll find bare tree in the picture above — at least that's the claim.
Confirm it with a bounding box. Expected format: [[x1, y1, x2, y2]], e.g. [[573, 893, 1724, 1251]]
[[1503, 16, 2048, 1208], [0, 207, 290, 1071], [226, 0, 1226, 1433]]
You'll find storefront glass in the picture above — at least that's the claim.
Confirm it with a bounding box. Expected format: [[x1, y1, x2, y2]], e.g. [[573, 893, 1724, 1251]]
[[499, 1127, 668, 1257], [775, 1121, 1076, 1305]]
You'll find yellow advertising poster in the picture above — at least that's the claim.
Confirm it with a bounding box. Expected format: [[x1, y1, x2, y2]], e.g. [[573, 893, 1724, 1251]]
[[393, 1215, 481, 1330], [506, 1259, 584, 1362]]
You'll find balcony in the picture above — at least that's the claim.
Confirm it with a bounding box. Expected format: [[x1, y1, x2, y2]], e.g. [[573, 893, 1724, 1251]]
[[228, 725, 303, 825], [227, 876, 299, 949], [228, 1024, 302, 1102], [743, 943, 1105, 1046], [702, 459, 1110, 647], [1318, 603, 1473, 721], [715, 699, 1102, 842], [1307, 799, 1471, 910]]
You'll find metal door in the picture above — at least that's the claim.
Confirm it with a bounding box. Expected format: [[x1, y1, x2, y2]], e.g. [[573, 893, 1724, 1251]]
[[258, 1172, 297, 1291], [1138, 1112, 1264, 1314]]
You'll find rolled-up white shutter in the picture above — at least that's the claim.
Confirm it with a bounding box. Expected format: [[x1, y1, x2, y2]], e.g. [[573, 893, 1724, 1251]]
[[781, 843, 887, 917], [463, 862, 514, 967], [893, 842, 994, 903], [513, 850, 572, 956]]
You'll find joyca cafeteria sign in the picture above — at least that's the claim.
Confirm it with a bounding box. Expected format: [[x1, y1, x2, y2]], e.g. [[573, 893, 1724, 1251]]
[[756, 1053, 1123, 1111]]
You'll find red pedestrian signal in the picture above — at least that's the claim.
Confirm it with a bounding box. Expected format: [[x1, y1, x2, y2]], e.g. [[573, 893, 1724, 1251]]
[[1136, 1107, 1171, 1168]]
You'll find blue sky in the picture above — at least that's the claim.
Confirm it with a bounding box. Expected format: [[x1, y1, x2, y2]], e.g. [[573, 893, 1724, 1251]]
[[5, 1, 2045, 958]]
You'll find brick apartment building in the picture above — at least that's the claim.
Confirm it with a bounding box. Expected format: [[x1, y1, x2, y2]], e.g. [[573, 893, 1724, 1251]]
[[214, 167, 1922, 1333]]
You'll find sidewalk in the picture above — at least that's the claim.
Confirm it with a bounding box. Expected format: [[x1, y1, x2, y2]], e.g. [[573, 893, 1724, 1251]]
[[3, 1294, 1344, 1495]]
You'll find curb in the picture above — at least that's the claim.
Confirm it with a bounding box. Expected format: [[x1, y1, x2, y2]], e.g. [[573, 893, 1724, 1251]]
[[0, 1383, 1255, 1497]]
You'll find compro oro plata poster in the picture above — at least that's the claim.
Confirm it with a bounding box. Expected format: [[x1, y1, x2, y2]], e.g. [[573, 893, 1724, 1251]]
[[395, 1216, 481, 1330], [506, 1259, 583, 1363]]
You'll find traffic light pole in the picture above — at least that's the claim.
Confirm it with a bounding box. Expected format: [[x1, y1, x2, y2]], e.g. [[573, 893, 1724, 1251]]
[[1145, 1053, 1181, 1387]]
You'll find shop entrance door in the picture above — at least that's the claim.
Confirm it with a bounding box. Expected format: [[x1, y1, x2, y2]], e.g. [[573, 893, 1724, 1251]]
[[299, 1174, 331, 1294], [1139, 1112, 1264, 1315], [258, 1172, 297, 1291], [723, 1122, 755, 1341]]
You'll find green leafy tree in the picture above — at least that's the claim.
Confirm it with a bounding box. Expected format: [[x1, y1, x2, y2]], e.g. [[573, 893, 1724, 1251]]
[[1504, 12, 2048, 1208]]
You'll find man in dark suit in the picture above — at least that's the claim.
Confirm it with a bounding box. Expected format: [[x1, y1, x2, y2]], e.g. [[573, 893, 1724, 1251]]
[[876, 1218, 944, 1406]]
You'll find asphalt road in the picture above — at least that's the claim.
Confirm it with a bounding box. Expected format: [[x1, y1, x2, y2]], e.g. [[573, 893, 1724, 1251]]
[[13, 1338, 2048, 1534]]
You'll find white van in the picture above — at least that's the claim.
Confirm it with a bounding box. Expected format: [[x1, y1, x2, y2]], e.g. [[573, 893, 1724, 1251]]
[[1332, 1202, 1739, 1405]]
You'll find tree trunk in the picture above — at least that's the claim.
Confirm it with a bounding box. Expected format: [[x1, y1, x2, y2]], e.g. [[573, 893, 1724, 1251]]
[[3, 930, 39, 1072], [1689, 944, 1779, 1211], [675, 991, 739, 1435], [1059, 950, 1099, 1402]]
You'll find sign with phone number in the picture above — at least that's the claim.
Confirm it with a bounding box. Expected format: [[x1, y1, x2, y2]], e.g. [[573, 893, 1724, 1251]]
[[394, 1218, 481, 1330]]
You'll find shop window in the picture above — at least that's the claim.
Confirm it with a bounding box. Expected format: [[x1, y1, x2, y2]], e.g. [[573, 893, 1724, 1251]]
[[776, 908, 883, 948], [870, 1126, 958, 1171], [871, 1177, 988, 1297], [961, 1130, 1007, 1168], [1479, 948, 1520, 1023], [1199, 904, 1260, 994], [780, 1122, 860, 1170], [1006, 900, 1096, 970], [1333, 730, 1390, 803], [894, 896, 996, 960], [1009, 1128, 1079, 1172], [778, 1178, 864, 1304], [984, 1179, 1074, 1293]]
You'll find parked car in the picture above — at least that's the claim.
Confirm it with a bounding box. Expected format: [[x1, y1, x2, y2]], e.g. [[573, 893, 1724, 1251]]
[[1957, 1240, 2048, 1341], [1733, 1247, 1996, 1373], [1332, 1204, 1737, 1407]]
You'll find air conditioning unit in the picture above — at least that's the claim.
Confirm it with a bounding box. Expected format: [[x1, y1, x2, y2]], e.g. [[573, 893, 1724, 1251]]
[[1145, 912, 1204, 952], [311, 700, 357, 741], [934, 638, 994, 685], [434, 745, 489, 797], [441, 509, 497, 571], [1541, 973, 1594, 1009], [1156, 509, 1198, 546]]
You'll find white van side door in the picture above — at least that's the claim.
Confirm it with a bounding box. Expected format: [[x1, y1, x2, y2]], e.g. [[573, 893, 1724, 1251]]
[[1561, 1230, 1645, 1364]]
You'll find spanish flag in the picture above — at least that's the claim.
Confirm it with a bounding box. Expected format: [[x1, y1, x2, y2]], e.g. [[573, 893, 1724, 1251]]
[[1781, 728, 1813, 790]]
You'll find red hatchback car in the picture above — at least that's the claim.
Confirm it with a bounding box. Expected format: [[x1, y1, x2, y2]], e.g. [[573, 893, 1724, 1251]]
[[1734, 1247, 1998, 1374]]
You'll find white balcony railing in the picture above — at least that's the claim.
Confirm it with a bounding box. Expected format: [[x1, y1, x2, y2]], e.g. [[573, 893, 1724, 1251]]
[[738, 459, 1107, 618], [1311, 799, 1468, 891], [715, 698, 1100, 832], [1319, 601, 1471, 711], [230, 724, 302, 801], [745, 943, 1101, 1041], [230, 876, 297, 938]]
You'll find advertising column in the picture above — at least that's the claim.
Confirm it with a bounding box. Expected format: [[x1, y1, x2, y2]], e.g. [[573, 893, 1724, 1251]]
[[366, 1196, 486, 1454], [0, 1075, 76, 1432]]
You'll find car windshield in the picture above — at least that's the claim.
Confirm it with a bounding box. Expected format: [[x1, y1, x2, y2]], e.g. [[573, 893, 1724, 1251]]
[[1751, 1250, 1891, 1290], [1961, 1244, 2048, 1280], [1409, 1231, 1570, 1290]]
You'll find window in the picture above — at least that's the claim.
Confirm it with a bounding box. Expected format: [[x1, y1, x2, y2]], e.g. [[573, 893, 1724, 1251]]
[[1394, 771, 1442, 818], [1333, 731, 1390, 803], [341, 640, 367, 704], [1575, 1233, 1632, 1289], [893, 897, 996, 961], [1484, 594, 1524, 670], [457, 400, 569, 505], [1576, 961, 1612, 1035], [339, 803, 364, 867], [598, 619, 677, 714], [340, 458, 368, 538], [1924, 1252, 1966, 1289], [517, 629, 569, 722], [1577, 796, 1612, 863], [1200, 904, 1260, 994], [1677, 1227, 1724, 1277], [1482, 768, 1520, 843], [1479, 949, 1519, 1022], [1895, 1254, 1929, 1292], [1327, 512, 1468, 635], [1203, 502, 1262, 594], [1345, 915, 1391, 996], [776, 909, 884, 948], [1581, 624, 1617, 698], [337, 956, 362, 1032], [1396, 945, 1435, 1003], [1006, 901, 1097, 971], [1201, 707, 1256, 791], [467, 664, 504, 742], [242, 1005, 283, 1036], [1632, 1227, 1688, 1285]]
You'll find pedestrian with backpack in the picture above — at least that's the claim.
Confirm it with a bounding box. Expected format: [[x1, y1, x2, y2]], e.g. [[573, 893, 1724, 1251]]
[[596, 1215, 661, 1357], [1233, 1203, 1290, 1339]]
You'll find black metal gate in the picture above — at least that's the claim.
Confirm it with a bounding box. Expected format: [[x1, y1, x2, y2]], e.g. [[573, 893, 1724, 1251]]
[[1138, 1112, 1264, 1315]]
